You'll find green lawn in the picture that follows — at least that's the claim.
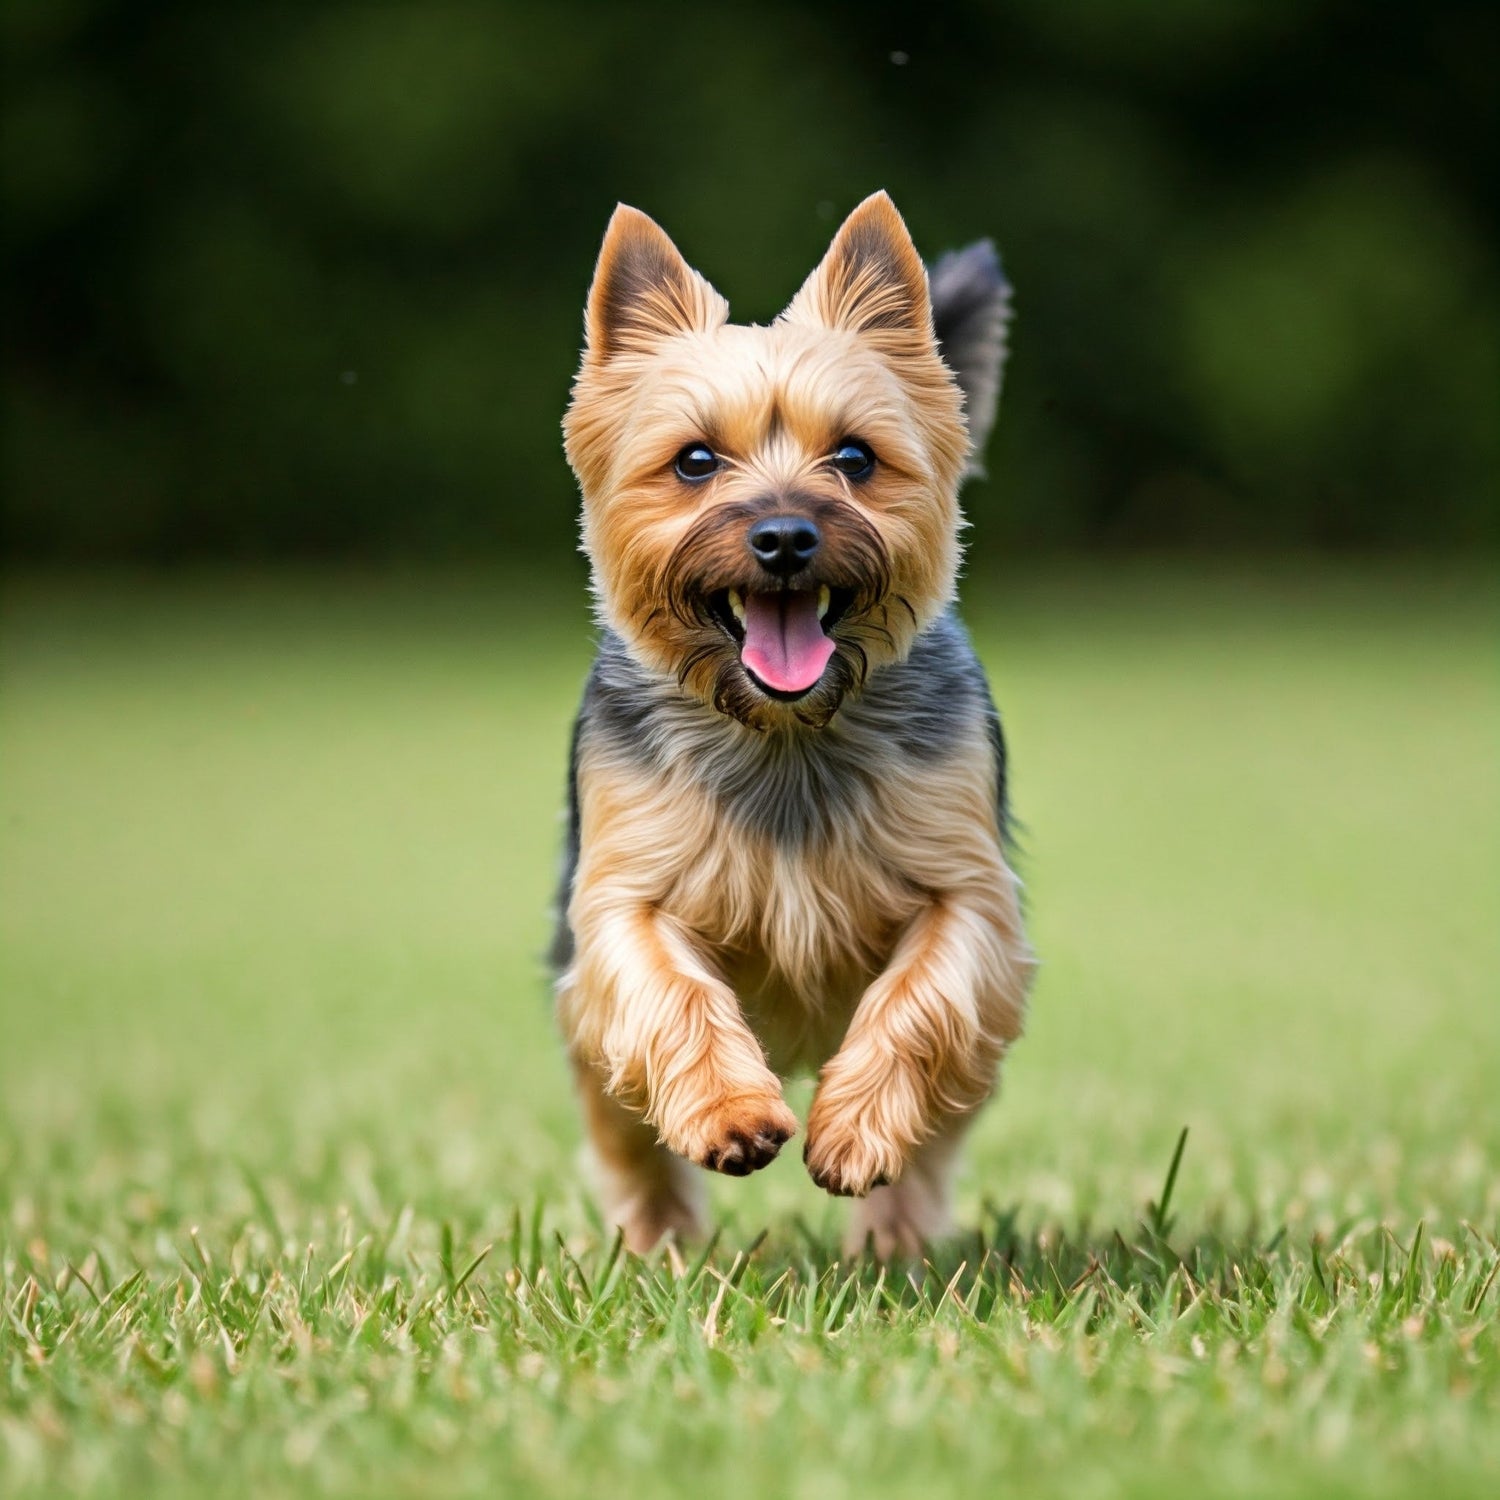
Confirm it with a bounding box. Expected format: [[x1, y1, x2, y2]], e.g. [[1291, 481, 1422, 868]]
[[2, 562, 1497, 1499]]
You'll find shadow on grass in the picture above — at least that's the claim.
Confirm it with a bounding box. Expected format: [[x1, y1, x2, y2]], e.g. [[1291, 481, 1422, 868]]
[[494, 1128, 1496, 1332], [494, 1201, 1494, 1342], [14, 1132, 1494, 1353]]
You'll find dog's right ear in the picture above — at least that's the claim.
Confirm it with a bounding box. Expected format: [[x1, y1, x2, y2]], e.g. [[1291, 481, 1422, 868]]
[[928, 241, 1012, 473], [583, 206, 728, 363]]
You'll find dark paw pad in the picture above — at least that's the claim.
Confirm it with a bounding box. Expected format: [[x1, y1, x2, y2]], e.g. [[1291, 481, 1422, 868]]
[[703, 1119, 794, 1177]]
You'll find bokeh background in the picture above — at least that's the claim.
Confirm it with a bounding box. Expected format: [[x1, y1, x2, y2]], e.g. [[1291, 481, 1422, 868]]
[[5, 0, 1497, 563], [3, 10, 1499, 1495]]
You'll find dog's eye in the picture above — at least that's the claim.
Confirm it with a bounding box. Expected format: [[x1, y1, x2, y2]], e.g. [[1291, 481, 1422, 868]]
[[830, 441, 875, 480], [674, 444, 719, 482]]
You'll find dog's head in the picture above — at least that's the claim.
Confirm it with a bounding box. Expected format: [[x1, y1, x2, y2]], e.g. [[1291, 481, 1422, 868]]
[[564, 192, 1005, 731]]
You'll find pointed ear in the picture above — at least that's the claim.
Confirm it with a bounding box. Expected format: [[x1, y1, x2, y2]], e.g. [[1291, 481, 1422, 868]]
[[583, 205, 728, 361], [782, 191, 934, 345]]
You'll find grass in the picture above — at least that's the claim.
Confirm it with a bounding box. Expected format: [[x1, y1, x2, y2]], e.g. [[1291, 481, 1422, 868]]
[[1, 560, 1497, 1498]]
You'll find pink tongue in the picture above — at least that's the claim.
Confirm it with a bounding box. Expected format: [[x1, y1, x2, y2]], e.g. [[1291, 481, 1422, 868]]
[[741, 591, 835, 694]]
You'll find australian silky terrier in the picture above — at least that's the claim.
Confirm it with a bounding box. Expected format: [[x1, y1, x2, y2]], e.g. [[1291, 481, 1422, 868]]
[[553, 192, 1035, 1257]]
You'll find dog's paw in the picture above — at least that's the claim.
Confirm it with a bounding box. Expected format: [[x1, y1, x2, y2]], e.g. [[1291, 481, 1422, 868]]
[[802, 1122, 904, 1198], [614, 1185, 707, 1255], [803, 1073, 918, 1197], [669, 1094, 798, 1177]]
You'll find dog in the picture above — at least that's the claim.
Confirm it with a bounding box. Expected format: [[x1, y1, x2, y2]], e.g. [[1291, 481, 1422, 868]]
[[553, 192, 1035, 1258]]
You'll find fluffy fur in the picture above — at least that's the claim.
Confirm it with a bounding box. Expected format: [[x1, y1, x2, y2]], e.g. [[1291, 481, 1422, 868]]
[[555, 192, 1035, 1257]]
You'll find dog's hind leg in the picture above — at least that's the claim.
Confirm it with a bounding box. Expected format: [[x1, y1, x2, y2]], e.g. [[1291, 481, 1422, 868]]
[[572, 1057, 706, 1254]]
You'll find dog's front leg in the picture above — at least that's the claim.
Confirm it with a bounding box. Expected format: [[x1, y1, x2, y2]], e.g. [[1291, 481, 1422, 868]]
[[561, 899, 797, 1177], [803, 890, 1032, 1199]]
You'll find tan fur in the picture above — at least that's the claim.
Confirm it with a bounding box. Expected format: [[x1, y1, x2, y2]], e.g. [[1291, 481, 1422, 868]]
[[557, 193, 1035, 1255], [848, 1119, 971, 1259], [571, 1056, 706, 1246], [565, 195, 969, 732]]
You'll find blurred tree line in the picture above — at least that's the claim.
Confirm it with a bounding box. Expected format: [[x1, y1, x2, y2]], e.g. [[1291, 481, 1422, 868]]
[[3, 0, 1496, 561]]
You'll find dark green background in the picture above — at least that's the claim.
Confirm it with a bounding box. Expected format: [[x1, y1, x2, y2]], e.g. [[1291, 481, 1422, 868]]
[[4, 0, 1496, 561]]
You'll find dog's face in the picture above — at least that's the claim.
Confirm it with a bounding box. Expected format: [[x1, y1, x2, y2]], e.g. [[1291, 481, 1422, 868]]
[[564, 192, 969, 730]]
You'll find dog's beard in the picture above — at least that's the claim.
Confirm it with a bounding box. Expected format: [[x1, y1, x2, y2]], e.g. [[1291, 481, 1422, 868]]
[[658, 498, 898, 731]]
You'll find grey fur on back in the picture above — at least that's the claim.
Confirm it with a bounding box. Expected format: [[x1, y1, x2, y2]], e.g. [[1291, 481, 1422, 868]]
[[929, 241, 1012, 474]]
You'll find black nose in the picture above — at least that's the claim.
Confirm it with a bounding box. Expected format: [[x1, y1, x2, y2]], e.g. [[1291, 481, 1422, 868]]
[[747, 515, 821, 576]]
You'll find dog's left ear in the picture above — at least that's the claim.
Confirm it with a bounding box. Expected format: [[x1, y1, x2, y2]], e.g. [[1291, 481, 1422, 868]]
[[584, 204, 728, 363], [782, 191, 934, 354]]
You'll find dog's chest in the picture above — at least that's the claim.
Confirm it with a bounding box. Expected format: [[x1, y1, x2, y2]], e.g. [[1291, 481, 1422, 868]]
[[576, 649, 1000, 1065], [661, 744, 927, 1049]]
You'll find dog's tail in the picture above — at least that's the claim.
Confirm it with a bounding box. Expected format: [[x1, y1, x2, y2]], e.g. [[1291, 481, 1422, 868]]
[[929, 241, 1012, 477]]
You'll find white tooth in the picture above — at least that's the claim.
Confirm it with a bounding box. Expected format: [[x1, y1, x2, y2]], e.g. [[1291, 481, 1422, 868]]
[[817, 584, 830, 621], [728, 588, 746, 625]]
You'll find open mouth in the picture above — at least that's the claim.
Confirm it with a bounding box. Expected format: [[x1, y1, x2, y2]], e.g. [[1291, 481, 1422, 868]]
[[708, 585, 855, 700]]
